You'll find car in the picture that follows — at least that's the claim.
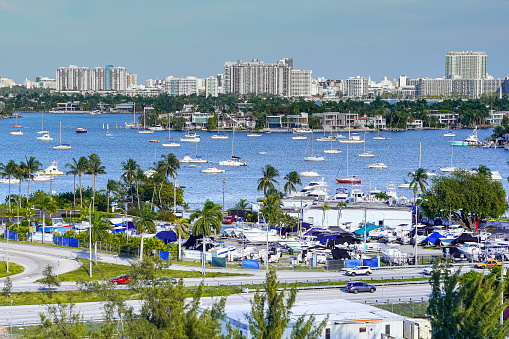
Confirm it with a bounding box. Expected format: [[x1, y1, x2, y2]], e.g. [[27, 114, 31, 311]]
[[345, 281, 376, 294], [422, 264, 455, 275], [475, 260, 502, 269], [146, 276, 178, 286], [345, 266, 372, 276], [223, 216, 235, 224], [109, 274, 131, 285]]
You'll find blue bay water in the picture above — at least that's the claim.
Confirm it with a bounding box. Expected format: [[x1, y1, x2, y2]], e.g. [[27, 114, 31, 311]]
[[1, 113, 507, 210]]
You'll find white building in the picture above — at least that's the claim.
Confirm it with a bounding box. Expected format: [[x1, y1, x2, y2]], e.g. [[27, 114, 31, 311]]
[[109, 66, 127, 91], [291, 69, 313, 97], [127, 73, 137, 89], [24, 77, 56, 89], [56, 65, 91, 91], [203, 76, 219, 97], [344, 76, 369, 98], [415, 78, 452, 97], [445, 51, 487, 80], [485, 110, 505, 126], [165, 76, 199, 96], [219, 299, 404, 339]]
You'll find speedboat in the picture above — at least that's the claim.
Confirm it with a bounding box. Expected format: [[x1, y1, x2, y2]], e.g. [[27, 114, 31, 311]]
[[10, 130, 23, 135], [76, 127, 87, 133], [339, 134, 364, 144], [443, 132, 456, 137], [316, 136, 336, 142], [38, 161, 64, 175], [367, 163, 387, 169], [179, 155, 208, 163], [30, 173, 55, 182], [0, 178, 20, 185], [440, 166, 461, 173], [449, 127, 481, 147], [292, 134, 308, 140], [148, 125, 164, 131], [180, 132, 200, 143], [36, 133, 53, 141], [149, 140, 159, 143], [295, 128, 312, 134], [162, 141, 181, 147], [218, 157, 247, 166], [202, 167, 225, 174], [241, 228, 280, 243], [259, 152, 268, 155], [324, 149, 341, 154], [299, 170, 319, 177], [358, 151, 375, 157]]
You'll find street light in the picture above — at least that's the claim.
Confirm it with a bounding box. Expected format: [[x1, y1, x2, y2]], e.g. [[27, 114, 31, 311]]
[[89, 200, 93, 278]]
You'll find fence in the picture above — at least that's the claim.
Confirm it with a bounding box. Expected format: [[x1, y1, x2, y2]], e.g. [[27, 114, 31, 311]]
[[53, 236, 79, 248], [4, 230, 18, 241]]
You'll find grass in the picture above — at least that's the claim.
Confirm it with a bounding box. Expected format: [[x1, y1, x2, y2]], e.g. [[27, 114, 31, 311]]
[[44, 259, 249, 283], [375, 301, 429, 318], [0, 261, 24, 278]]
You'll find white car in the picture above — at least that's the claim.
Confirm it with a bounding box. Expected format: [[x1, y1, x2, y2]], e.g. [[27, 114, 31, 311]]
[[422, 264, 455, 276], [345, 266, 372, 276]]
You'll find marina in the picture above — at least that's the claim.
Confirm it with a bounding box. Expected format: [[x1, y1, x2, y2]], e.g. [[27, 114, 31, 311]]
[[0, 112, 508, 210]]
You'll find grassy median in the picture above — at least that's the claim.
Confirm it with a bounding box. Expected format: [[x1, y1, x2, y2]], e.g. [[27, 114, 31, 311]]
[[0, 261, 24, 278]]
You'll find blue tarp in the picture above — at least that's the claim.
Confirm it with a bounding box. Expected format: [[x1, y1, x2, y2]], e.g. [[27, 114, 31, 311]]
[[53, 236, 79, 247], [4, 230, 18, 241], [344, 259, 363, 268], [354, 223, 380, 236], [155, 231, 177, 244], [363, 258, 379, 268], [242, 259, 260, 269], [159, 250, 170, 261], [424, 232, 445, 245]]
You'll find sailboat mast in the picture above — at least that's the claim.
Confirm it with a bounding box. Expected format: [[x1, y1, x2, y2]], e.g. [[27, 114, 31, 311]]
[[346, 145, 349, 177], [59, 121, 62, 143], [419, 142, 422, 168], [231, 128, 235, 157]]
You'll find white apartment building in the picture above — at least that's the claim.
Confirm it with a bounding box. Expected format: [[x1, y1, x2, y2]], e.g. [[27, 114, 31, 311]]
[[24, 77, 56, 89], [416, 78, 453, 97], [56, 65, 91, 91], [344, 76, 369, 98], [92, 67, 106, 91], [445, 51, 487, 80], [127, 73, 137, 89], [203, 76, 218, 97], [223, 58, 292, 97], [313, 112, 359, 131], [164, 76, 199, 96], [290, 69, 312, 97], [109, 66, 127, 91]]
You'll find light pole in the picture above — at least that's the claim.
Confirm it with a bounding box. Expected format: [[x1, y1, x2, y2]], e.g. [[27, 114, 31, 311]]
[[89, 200, 93, 278]]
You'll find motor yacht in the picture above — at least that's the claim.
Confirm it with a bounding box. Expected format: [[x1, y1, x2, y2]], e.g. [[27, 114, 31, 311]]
[[36, 133, 53, 141]]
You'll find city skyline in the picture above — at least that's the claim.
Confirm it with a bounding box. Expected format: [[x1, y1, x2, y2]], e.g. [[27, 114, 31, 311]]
[[1, 0, 509, 84]]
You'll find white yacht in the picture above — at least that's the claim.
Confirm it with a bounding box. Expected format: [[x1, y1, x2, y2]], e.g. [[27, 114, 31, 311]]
[[30, 173, 55, 182], [299, 170, 319, 177], [218, 157, 247, 166], [180, 132, 201, 143], [179, 156, 208, 164], [0, 178, 20, 185], [202, 167, 226, 174], [36, 133, 53, 141], [37, 161, 64, 175], [292, 134, 308, 140], [242, 229, 280, 243], [367, 163, 387, 169]]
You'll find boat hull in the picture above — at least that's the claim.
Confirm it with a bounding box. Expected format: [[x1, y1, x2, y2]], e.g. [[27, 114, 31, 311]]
[[336, 178, 361, 184]]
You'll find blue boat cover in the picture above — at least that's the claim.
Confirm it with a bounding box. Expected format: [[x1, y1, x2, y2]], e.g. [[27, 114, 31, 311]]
[[156, 231, 177, 244], [354, 223, 380, 236], [424, 232, 445, 245]]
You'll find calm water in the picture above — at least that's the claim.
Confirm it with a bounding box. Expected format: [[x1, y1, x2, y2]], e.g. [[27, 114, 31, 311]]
[[1, 113, 507, 209]]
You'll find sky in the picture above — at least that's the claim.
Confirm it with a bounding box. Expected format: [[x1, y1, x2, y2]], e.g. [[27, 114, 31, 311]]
[[1, 0, 508, 84]]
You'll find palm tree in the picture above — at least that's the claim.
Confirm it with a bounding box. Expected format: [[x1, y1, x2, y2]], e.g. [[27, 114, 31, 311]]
[[134, 169, 145, 210], [260, 194, 283, 229], [337, 201, 347, 226], [190, 200, 222, 237], [174, 218, 190, 261], [89, 214, 113, 264], [0, 160, 20, 211], [121, 158, 139, 207], [158, 153, 180, 205], [135, 204, 157, 234], [14, 162, 25, 214], [87, 154, 106, 211], [257, 165, 279, 196], [65, 157, 89, 211], [321, 204, 331, 227], [408, 168, 429, 201], [35, 193, 57, 244], [233, 199, 250, 211], [106, 179, 119, 214], [473, 164, 490, 176], [283, 171, 301, 196], [21, 156, 42, 203]]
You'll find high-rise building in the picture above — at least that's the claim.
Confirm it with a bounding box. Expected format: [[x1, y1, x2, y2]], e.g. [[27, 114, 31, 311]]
[[164, 76, 199, 96], [91, 66, 127, 91], [204, 76, 218, 97], [344, 76, 369, 98], [291, 69, 312, 97], [92, 67, 106, 91], [445, 51, 487, 80], [56, 65, 91, 91], [127, 73, 137, 89]]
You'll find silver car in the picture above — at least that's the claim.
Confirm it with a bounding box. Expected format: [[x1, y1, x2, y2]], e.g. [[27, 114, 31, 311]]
[[345, 266, 372, 276]]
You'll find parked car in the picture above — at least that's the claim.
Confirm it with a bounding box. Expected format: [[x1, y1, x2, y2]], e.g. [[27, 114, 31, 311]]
[[422, 263, 455, 275], [223, 216, 235, 224], [146, 276, 178, 286], [345, 281, 376, 294], [109, 274, 131, 285], [475, 260, 502, 269], [345, 266, 372, 276]]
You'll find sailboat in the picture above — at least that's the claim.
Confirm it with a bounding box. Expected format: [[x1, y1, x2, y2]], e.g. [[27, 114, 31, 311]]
[[373, 128, 386, 140], [443, 121, 456, 137], [211, 119, 228, 139], [219, 129, 246, 166], [247, 127, 262, 137], [10, 115, 23, 135], [138, 109, 154, 134], [440, 144, 461, 172], [411, 142, 436, 176], [106, 124, 114, 137], [339, 119, 364, 144], [53, 121, 71, 149], [303, 131, 325, 161], [179, 142, 208, 163], [162, 123, 180, 147], [324, 130, 341, 153], [336, 145, 361, 184], [358, 132, 375, 157], [38, 112, 50, 134]]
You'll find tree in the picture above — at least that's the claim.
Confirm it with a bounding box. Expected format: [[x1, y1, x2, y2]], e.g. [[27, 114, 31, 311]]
[[472, 164, 490, 176], [233, 199, 250, 211], [247, 268, 327, 339], [40, 264, 61, 298], [34, 193, 58, 244], [136, 204, 157, 234], [87, 153, 106, 211], [421, 170, 507, 231], [134, 168, 145, 209], [2, 277, 12, 297], [427, 263, 509, 339], [21, 156, 42, 204], [283, 171, 301, 196], [121, 158, 139, 207], [0, 160, 20, 211], [89, 214, 113, 264], [257, 165, 279, 196], [190, 199, 223, 237], [106, 179, 119, 214], [260, 194, 283, 229], [65, 157, 89, 211], [174, 218, 190, 261], [32, 303, 86, 339], [408, 167, 429, 197]]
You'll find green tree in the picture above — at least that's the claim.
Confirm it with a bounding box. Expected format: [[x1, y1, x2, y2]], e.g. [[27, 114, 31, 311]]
[[472, 164, 490, 176], [40, 264, 61, 299], [32, 303, 86, 339], [2, 277, 12, 297], [175, 218, 190, 261], [106, 179, 119, 214], [247, 268, 328, 339], [121, 158, 139, 207], [87, 153, 106, 211], [260, 195, 283, 229], [136, 204, 157, 234], [408, 167, 429, 197], [283, 171, 301, 196], [421, 170, 507, 231], [34, 193, 58, 244], [89, 214, 113, 264], [65, 157, 89, 211], [190, 199, 223, 237], [21, 156, 42, 204], [257, 165, 279, 197], [0, 160, 20, 211], [233, 199, 250, 211]]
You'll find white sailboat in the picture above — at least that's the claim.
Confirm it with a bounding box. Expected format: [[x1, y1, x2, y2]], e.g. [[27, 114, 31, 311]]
[[219, 129, 246, 166], [247, 127, 262, 137], [53, 121, 71, 150], [339, 119, 364, 144], [443, 121, 456, 137], [180, 131, 201, 143], [162, 123, 180, 147], [179, 142, 208, 163], [211, 119, 229, 139], [358, 132, 375, 157], [292, 133, 308, 140], [10, 115, 23, 135], [373, 128, 385, 140], [36, 133, 53, 141], [138, 109, 154, 134], [303, 131, 325, 161], [440, 144, 461, 172], [38, 112, 50, 134], [411, 142, 436, 176]]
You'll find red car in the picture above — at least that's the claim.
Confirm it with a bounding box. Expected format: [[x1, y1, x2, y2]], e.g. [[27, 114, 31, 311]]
[[109, 275, 130, 285], [223, 216, 235, 224]]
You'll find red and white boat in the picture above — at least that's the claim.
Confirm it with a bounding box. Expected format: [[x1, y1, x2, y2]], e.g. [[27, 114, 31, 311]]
[[336, 176, 361, 184]]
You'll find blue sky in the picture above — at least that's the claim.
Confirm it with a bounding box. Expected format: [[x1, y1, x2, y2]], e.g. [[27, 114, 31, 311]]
[[1, 0, 508, 84]]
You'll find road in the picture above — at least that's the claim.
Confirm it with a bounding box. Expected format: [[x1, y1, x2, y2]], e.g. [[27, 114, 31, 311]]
[[0, 284, 433, 327]]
